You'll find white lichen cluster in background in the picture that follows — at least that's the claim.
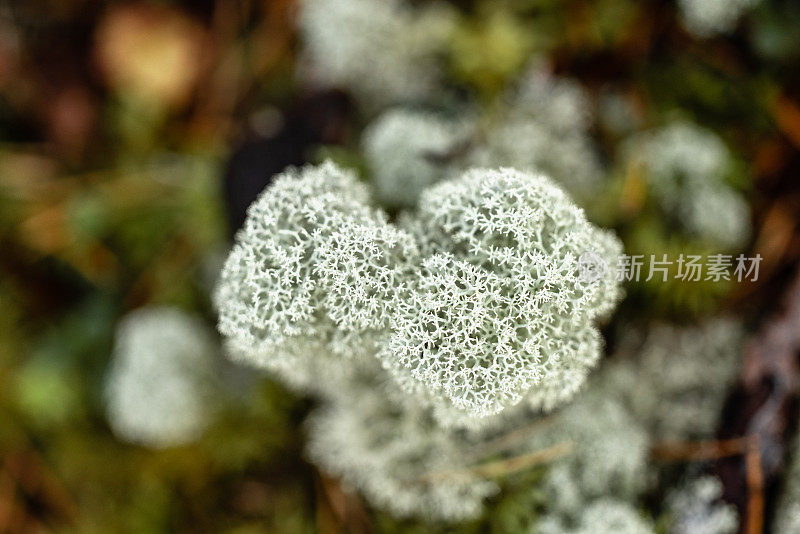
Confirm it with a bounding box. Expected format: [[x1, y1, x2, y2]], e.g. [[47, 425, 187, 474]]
[[471, 68, 605, 199], [297, 0, 456, 109], [539, 499, 654, 534], [524, 319, 742, 532], [622, 121, 750, 249], [677, 0, 760, 37], [305, 369, 498, 521], [361, 68, 606, 209], [666, 477, 738, 534], [607, 318, 743, 441], [105, 306, 220, 448], [363, 109, 469, 208], [300, 0, 604, 203], [536, 393, 649, 517]]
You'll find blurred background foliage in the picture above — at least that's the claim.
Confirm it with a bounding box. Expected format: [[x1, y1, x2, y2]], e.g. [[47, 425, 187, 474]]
[[0, 0, 799, 532]]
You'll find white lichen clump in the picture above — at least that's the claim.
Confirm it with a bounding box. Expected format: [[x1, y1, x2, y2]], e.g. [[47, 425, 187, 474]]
[[214, 161, 625, 519], [214, 162, 416, 395], [105, 307, 219, 448], [216, 162, 622, 421], [363, 108, 469, 208], [677, 0, 759, 37], [472, 68, 604, 199], [390, 168, 622, 417], [667, 477, 738, 534], [623, 121, 750, 249], [298, 0, 455, 108]]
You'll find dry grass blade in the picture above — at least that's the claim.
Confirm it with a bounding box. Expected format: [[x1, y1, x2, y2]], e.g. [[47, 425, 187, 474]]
[[468, 416, 557, 460], [745, 435, 764, 534], [419, 441, 574, 483]]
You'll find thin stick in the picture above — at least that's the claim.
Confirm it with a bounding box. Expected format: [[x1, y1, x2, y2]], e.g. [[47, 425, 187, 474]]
[[6, 450, 78, 522], [418, 441, 573, 483], [317, 472, 371, 534], [0, 461, 17, 532], [745, 435, 764, 534], [468, 416, 556, 459], [651, 437, 749, 462]]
